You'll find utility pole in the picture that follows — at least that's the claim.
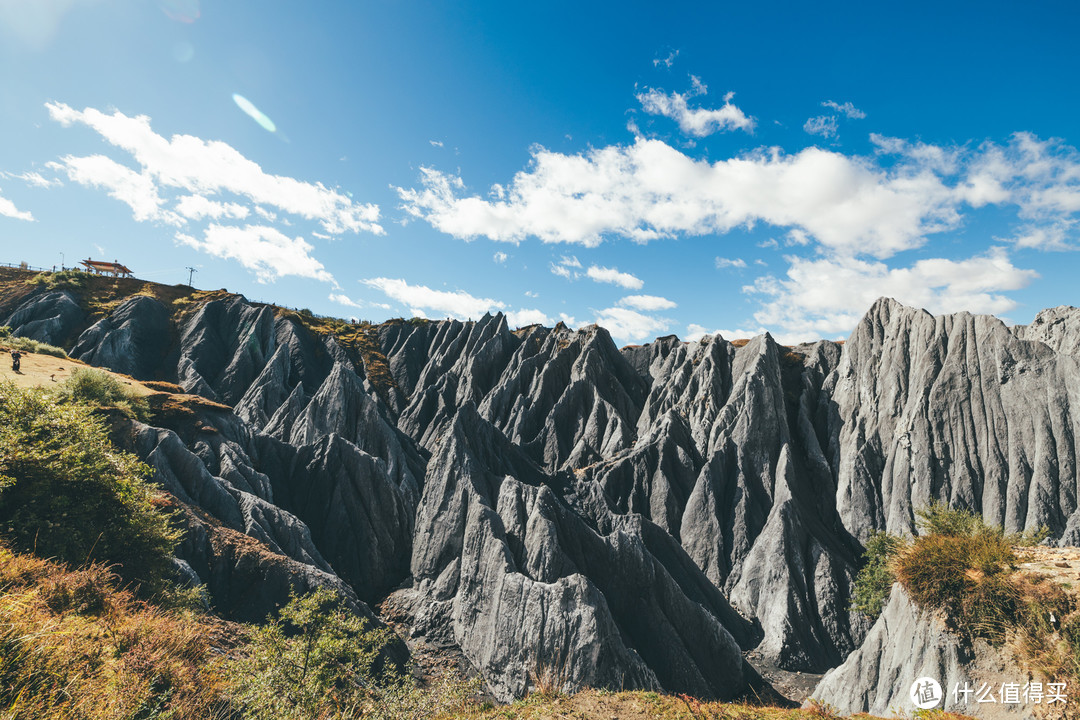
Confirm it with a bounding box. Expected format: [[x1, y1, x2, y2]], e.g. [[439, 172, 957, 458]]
[[185, 267, 197, 286]]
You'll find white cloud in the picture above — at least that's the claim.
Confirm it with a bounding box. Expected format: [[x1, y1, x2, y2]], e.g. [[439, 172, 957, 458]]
[[822, 101, 866, 119], [715, 256, 747, 269], [637, 84, 754, 137], [619, 294, 676, 311], [493, 251, 508, 263], [685, 323, 768, 342], [397, 138, 964, 256], [50, 154, 180, 225], [524, 290, 539, 298], [1008, 224, 1074, 250], [595, 306, 671, 344], [745, 247, 1038, 341], [176, 224, 333, 283], [361, 277, 504, 319], [870, 134, 960, 175], [804, 115, 839, 139], [550, 255, 583, 279], [0, 188, 33, 221], [330, 293, 364, 308], [654, 50, 679, 68], [586, 264, 643, 289], [175, 194, 250, 221], [47, 102, 382, 236], [430, 140, 444, 148], [507, 308, 552, 327], [2, 170, 62, 189], [558, 313, 577, 327]]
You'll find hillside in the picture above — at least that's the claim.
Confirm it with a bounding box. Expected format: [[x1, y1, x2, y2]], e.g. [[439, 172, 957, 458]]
[[3, 265, 1080, 716]]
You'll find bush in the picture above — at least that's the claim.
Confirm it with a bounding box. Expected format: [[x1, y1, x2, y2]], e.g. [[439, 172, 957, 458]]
[[896, 503, 1018, 640], [26, 268, 88, 291], [57, 366, 148, 419], [851, 530, 905, 619], [0, 381, 178, 593], [915, 501, 981, 537], [0, 547, 232, 720], [2, 335, 68, 358], [228, 588, 478, 720]]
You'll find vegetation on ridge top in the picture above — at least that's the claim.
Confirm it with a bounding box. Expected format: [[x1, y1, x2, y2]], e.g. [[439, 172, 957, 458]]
[[852, 502, 1079, 695]]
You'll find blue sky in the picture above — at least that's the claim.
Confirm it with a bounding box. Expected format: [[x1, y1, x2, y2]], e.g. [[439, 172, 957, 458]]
[[2, 1, 1079, 344]]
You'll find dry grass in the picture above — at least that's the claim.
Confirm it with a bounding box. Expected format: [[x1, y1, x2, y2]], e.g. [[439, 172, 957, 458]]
[[889, 505, 1080, 709], [0, 546, 236, 720], [141, 380, 185, 394], [447, 688, 906, 719], [279, 309, 400, 399], [893, 528, 1020, 638]]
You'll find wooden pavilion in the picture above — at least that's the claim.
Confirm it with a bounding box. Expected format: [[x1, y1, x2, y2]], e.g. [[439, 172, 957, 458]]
[[79, 259, 134, 278]]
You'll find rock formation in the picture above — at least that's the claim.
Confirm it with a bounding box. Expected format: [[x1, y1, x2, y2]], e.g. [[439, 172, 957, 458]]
[[5, 275, 1080, 703], [812, 584, 1026, 718]]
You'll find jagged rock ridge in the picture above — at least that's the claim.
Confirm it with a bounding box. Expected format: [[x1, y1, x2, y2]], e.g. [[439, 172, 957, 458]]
[[5, 274, 1080, 701]]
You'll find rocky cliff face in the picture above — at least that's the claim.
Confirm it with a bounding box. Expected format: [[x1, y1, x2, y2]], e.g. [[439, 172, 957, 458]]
[[829, 298, 1080, 544], [811, 584, 1025, 718], [5, 276, 1079, 703]]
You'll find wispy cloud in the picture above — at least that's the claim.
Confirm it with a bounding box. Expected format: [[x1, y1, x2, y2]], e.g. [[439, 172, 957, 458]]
[[619, 294, 676, 311], [595, 306, 670, 344], [176, 225, 333, 283], [0, 188, 33, 221], [49, 154, 179, 225], [586, 264, 643, 289], [653, 49, 679, 68], [803, 115, 839, 139], [506, 308, 551, 326], [174, 194, 250, 221], [745, 247, 1038, 339], [329, 293, 391, 311], [637, 78, 754, 137], [493, 251, 508, 263], [1, 170, 62, 189], [715, 256, 747, 269], [362, 277, 501, 318], [550, 255, 582, 279], [685, 323, 768, 342], [46, 102, 382, 236], [822, 100, 866, 119], [361, 276, 549, 325]]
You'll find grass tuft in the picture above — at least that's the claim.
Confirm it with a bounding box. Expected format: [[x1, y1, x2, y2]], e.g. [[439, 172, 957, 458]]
[[57, 367, 149, 419]]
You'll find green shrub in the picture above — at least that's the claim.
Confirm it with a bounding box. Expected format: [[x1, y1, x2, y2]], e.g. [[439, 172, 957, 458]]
[[915, 501, 981, 537], [1011, 523, 1051, 547], [2, 335, 68, 358], [26, 269, 88, 291], [57, 367, 148, 419], [851, 530, 905, 619], [229, 587, 478, 720], [896, 504, 1018, 641], [0, 326, 9, 339], [0, 381, 178, 593]]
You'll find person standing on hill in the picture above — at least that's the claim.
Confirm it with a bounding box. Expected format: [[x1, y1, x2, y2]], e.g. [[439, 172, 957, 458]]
[[10, 349, 22, 373]]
